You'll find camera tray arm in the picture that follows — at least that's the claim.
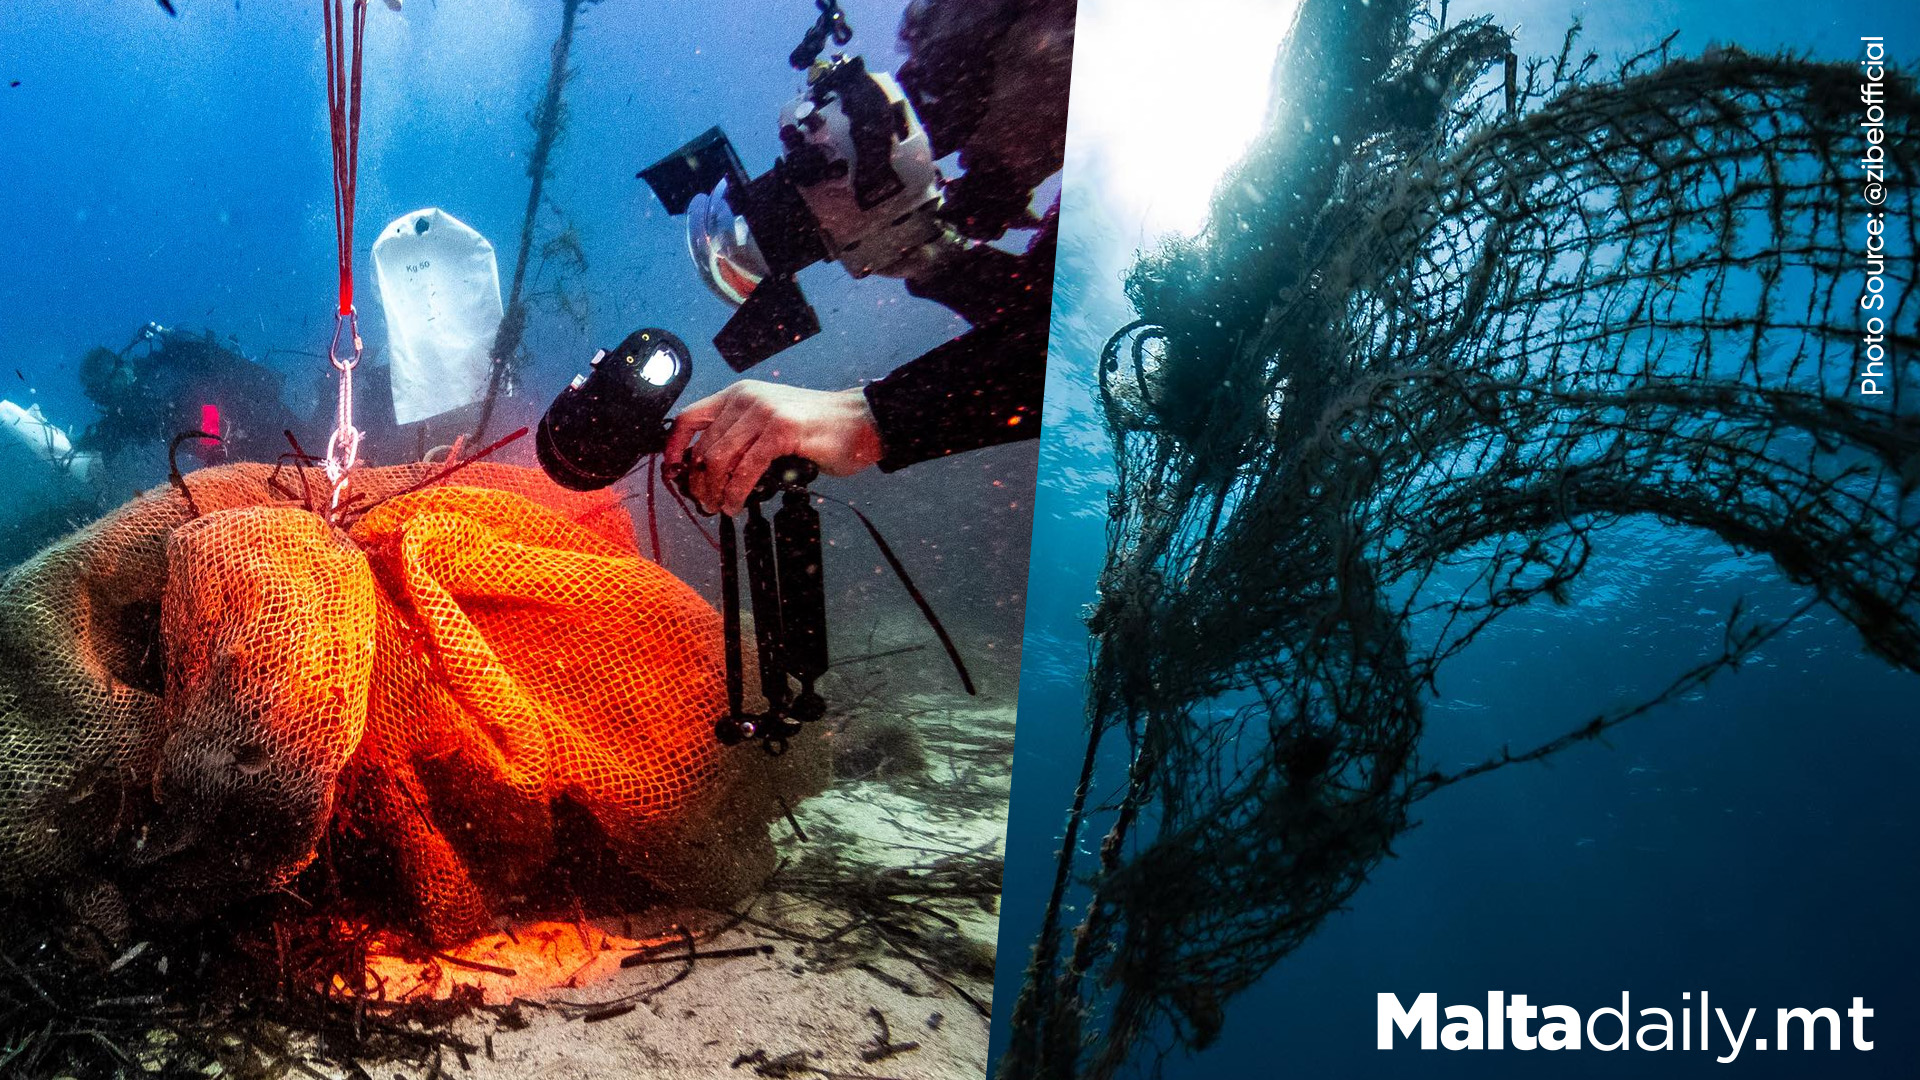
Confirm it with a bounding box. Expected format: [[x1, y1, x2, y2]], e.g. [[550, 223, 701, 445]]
[[707, 455, 978, 756], [715, 456, 830, 755]]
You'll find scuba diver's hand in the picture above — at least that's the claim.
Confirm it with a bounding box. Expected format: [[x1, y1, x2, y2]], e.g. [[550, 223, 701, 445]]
[[664, 381, 883, 516]]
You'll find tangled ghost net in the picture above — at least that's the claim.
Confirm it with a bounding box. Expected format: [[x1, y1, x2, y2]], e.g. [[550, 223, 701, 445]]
[[1004, 1, 1919, 1076], [0, 461, 823, 947]]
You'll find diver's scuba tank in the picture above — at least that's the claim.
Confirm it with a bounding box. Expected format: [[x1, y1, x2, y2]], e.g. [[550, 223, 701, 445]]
[[0, 401, 98, 486]]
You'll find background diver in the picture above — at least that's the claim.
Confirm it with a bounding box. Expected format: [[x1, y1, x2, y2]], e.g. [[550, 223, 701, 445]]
[[78, 321, 309, 476]]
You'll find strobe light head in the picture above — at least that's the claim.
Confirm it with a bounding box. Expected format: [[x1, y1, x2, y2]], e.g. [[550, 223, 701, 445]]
[[536, 328, 692, 492]]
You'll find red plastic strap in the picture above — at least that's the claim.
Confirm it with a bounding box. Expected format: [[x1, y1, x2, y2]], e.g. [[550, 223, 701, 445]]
[[324, 0, 367, 315]]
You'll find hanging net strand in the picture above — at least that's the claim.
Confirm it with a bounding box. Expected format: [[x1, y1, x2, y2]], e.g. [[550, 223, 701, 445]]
[[472, 0, 600, 445], [322, 0, 369, 515], [1002, 1, 1920, 1076]]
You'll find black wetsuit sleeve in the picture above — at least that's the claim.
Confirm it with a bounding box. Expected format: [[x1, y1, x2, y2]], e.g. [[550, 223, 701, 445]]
[[863, 312, 1046, 471], [861, 215, 1057, 472]]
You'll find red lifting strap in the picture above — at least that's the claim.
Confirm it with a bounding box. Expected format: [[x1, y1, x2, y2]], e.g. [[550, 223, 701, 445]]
[[323, 0, 367, 315]]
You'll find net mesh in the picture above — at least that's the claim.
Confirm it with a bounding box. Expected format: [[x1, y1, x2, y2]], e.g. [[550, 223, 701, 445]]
[[1004, 2, 1920, 1075], [0, 460, 824, 945]]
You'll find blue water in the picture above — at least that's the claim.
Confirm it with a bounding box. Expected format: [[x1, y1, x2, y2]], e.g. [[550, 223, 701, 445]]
[[0, 0, 1037, 674], [990, 2, 1920, 1077]]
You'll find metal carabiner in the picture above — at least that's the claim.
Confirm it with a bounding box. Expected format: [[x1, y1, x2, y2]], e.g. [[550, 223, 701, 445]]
[[323, 308, 366, 515]]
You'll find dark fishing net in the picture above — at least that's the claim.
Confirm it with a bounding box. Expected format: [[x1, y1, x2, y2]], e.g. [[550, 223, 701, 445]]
[[1003, 2, 1919, 1075]]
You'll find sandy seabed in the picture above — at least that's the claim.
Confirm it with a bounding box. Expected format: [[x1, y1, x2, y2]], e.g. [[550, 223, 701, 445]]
[[312, 687, 1014, 1080]]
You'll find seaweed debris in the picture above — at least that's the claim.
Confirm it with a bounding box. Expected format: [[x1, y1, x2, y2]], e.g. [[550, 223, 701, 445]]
[[738, 837, 1004, 1021], [0, 908, 483, 1080]]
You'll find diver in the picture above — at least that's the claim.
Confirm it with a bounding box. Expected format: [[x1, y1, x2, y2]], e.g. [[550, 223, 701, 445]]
[[78, 322, 307, 475], [661, 0, 1073, 516]]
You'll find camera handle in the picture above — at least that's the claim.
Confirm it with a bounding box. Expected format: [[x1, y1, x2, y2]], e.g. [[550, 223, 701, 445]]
[[691, 452, 977, 755], [789, 0, 854, 71], [715, 455, 828, 755]]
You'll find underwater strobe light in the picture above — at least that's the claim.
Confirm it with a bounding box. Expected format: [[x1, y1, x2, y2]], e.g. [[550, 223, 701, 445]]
[[536, 327, 693, 491]]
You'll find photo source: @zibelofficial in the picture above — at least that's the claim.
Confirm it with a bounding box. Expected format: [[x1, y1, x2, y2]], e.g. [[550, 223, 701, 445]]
[[1860, 36, 1893, 395]]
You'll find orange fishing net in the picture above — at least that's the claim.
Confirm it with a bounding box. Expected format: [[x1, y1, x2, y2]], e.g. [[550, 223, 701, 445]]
[[0, 461, 824, 944]]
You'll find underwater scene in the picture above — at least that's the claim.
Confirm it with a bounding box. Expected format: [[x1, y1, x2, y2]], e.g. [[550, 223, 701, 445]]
[[0, 1, 1063, 1077], [994, 0, 1919, 1078]]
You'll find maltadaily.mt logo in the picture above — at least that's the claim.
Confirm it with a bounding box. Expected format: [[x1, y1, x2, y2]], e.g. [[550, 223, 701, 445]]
[[1378, 992, 1874, 1063]]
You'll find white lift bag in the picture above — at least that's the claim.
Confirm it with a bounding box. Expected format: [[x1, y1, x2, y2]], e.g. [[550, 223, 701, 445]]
[[372, 208, 504, 425]]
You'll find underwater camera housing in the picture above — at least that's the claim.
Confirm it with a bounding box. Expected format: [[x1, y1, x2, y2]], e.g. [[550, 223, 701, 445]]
[[536, 327, 693, 491], [640, 20, 946, 372]]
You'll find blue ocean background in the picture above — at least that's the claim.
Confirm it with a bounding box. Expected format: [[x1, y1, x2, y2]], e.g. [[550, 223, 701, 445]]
[[0, 0, 1037, 683], [990, 1, 1920, 1077]]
